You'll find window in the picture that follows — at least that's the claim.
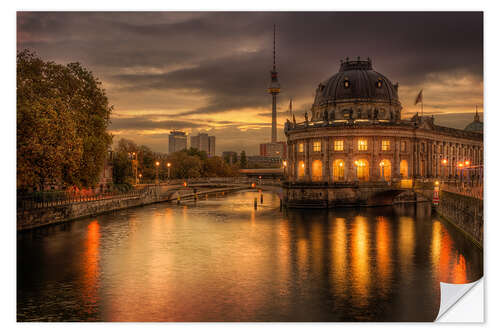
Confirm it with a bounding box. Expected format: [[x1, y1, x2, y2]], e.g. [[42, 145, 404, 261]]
[[358, 139, 368, 151], [313, 141, 321, 152], [381, 140, 390, 151], [401, 141, 407, 152], [298, 143, 304, 153], [312, 160, 323, 181], [334, 140, 344, 151], [344, 78, 350, 88]]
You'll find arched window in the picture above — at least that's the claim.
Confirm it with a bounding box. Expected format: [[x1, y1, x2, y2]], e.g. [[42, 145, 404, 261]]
[[297, 160, 305, 180], [400, 160, 408, 178], [354, 159, 369, 181], [379, 159, 391, 181], [312, 160, 323, 181], [333, 159, 345, 181]]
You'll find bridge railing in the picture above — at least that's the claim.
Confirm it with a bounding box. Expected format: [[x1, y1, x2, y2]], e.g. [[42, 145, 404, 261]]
[[17, 187, 150, 211], [441, 183, 483, 200]]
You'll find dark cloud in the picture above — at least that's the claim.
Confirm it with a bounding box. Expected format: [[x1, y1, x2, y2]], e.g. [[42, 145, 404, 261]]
[[17, 11, 483, 154]]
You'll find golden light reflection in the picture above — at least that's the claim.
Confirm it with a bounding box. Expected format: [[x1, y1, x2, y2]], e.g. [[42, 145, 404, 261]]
[[430, 220, 454, 283], [351, 216, 370, 305], [398, 217, 415, 279], [331, 218, 347, 296], [376, 216, 392, 294], [297, 233, 309, 281], [311, 222, 323, 274], [82, 220, 100, 313], [452, 255, 468, 284]]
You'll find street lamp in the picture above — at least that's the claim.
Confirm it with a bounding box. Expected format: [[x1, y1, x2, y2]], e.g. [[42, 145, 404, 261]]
[[167, 162, 172, 182], [458, 162, 464, 187], [138, 173, 142, 184], [379, 161, 386, 181], [441, 159, 448, 181], [155, 161, 160, 185]]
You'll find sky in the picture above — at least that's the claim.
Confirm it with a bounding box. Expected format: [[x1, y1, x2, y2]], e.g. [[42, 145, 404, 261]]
[[17, 12, 483, 155]]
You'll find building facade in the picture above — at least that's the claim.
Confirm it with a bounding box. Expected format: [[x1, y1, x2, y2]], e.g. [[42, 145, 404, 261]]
[[191, 133, 216, 157], [260, 142, 287, 158], [283, 58, 483, 206], [168, 130, 187, 154]]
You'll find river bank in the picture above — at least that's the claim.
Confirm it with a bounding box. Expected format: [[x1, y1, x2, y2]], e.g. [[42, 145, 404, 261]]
[[17, 185, 248, 231]]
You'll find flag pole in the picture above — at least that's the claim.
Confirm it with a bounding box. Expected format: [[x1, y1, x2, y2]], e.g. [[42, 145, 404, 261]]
[[421, 100, 423, 117]]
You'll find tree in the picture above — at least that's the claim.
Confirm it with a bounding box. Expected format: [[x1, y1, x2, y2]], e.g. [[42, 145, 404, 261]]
[[240, 150, 247, 168], [17, 50, 112, 191], [112, 151, 133, 185]]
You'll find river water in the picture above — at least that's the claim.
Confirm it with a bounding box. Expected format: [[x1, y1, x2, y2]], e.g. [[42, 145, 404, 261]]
[[17, 190, 483, 322]]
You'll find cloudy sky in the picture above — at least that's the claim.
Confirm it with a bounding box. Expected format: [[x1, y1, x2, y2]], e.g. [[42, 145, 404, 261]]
[[17, 12, 483, 155]]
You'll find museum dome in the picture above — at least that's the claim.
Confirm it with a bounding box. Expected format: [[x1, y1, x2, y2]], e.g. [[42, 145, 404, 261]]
[[309, 58, 402, 122], [313, 57, 400, 105], [464, 109, 483, 133]]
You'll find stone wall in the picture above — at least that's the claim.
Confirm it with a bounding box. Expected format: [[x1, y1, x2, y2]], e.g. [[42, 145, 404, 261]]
[[17, 185, 247, 231], [435, 190, 483, 247]]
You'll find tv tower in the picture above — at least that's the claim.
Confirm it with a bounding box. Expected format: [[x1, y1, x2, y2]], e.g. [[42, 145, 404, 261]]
[[268, 24, 281, 143]]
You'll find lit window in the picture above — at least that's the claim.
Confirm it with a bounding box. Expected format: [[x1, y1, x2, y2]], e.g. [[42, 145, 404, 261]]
[[358, 139, 368, 151], [381, 140, 390, 151], [334, 140, 344, 151], [344, 78, 350, 88], [298, 143, 304, 153], [401, 141, 406, 152], [313, 141, 321, 152]]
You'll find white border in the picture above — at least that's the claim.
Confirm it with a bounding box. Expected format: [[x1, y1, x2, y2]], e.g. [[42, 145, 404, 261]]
[[3, 1, 499, 331]]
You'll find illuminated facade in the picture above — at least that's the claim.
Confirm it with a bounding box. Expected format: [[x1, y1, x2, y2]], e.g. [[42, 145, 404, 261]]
[[283, 58, 483, 206]]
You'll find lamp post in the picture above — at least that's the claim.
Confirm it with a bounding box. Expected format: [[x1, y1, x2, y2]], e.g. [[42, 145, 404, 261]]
[[167, 162, 172, 182], [441, 158, 448, 182], [464, 160, 470, 187], [282, 160, 287, 180], [457, 162, 464, 188], [155, 161, 160, 185], [138, 173, 142, 184], [379, 161, 385, 182]]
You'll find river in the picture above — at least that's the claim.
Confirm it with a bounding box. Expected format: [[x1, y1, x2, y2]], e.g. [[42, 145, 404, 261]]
[[17, 190, 483, 321]]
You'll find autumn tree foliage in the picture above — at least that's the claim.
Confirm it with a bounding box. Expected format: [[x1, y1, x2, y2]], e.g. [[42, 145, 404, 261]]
[[17, 50, 113, 191]]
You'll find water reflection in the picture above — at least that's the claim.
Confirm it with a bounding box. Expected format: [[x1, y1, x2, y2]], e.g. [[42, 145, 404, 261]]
[[17, 190, 483, 322], [82, 220, 100, 314]]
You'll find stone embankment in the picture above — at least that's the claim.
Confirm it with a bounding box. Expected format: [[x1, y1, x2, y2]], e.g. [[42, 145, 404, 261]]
[[17, 185, 248, 231], [434, 190, 483, 247]]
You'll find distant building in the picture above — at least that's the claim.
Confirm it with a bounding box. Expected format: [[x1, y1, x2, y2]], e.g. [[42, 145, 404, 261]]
[[168, 130, 187, 153], [247, 155, 282, 168], [260, 142, 287, 158], [191, 133, 216, 157], [222, 151, 238, 165]]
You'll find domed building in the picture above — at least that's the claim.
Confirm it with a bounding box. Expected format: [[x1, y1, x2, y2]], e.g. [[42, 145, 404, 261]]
[[464, 107, 483, 133], [283, 57, 483, 207]]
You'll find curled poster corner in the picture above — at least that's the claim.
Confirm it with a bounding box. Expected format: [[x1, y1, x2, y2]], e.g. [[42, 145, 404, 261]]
[[435, 278, 484, 322]]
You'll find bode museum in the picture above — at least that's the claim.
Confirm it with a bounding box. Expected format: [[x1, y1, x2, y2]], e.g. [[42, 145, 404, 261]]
[[283, 57, 483, 207]]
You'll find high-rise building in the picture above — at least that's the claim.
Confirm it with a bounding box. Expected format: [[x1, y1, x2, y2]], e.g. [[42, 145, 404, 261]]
[[191, 133, 216, 157], [168, 130, 187, 153]]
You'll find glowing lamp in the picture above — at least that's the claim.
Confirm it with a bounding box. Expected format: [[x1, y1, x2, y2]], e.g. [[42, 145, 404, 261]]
[[441, 159, 448, 165], [465, 160, 470, 166], [155, 161, 160, 167], [167, 162, 171, 167], [434, 181, 439, 186]]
